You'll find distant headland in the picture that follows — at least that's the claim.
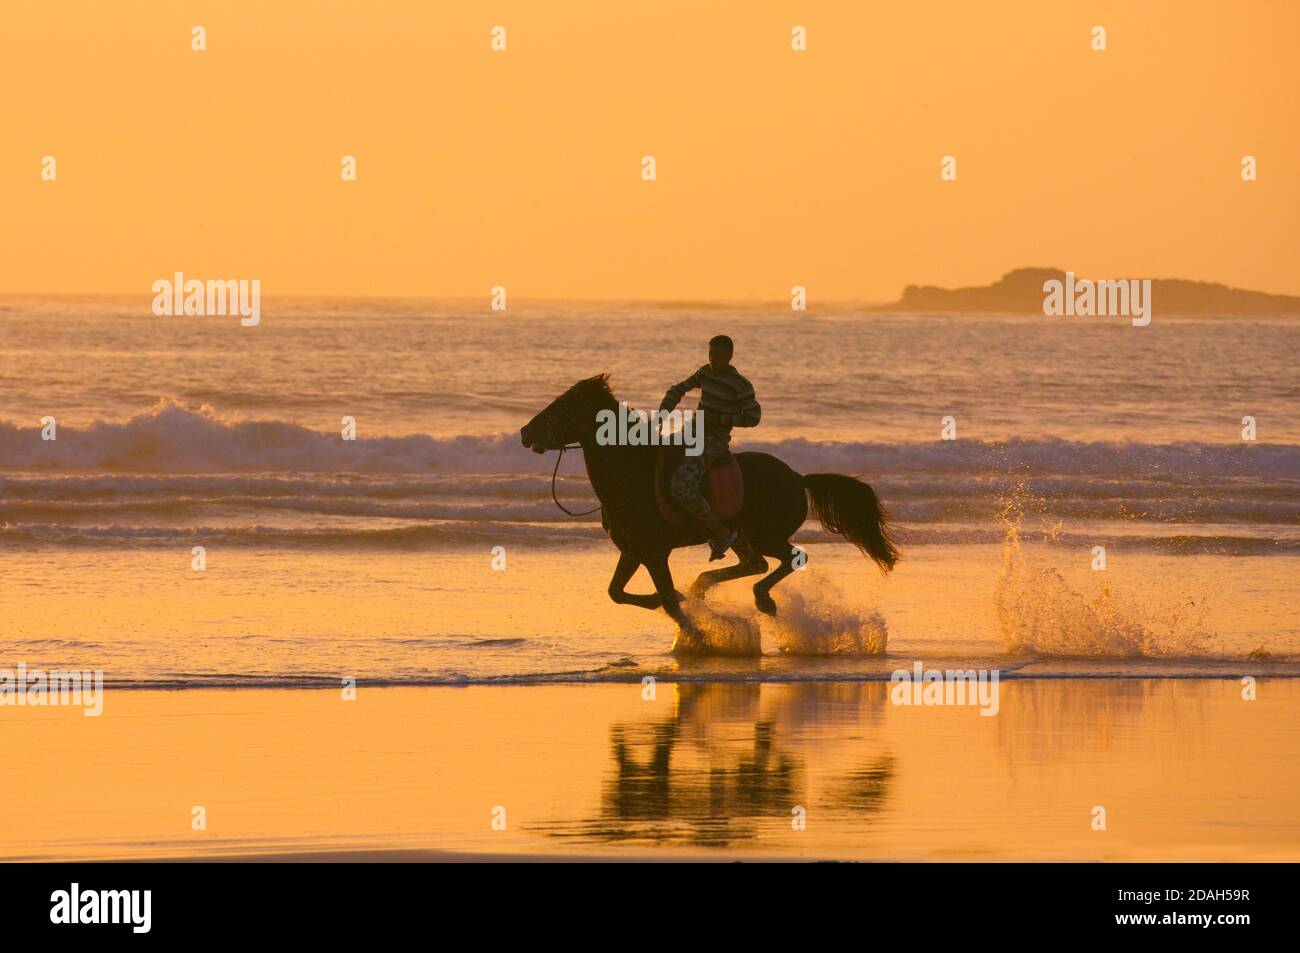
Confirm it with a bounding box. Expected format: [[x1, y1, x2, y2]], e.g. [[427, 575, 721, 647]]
[[868, 268, 1300, 315]]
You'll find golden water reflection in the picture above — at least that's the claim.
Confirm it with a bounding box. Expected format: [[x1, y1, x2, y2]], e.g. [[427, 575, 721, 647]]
[[535, 682, 895, 848]]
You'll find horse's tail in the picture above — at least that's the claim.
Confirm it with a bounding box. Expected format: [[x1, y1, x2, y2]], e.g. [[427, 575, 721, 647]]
[[802, 473, 900, 573]]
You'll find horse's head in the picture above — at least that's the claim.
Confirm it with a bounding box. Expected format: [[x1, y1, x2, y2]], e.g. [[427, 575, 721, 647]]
[[520, 374, 618, 453]]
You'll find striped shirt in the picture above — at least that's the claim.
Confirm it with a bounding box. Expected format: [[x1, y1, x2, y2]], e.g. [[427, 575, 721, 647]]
[[660, 365, 761, 433]]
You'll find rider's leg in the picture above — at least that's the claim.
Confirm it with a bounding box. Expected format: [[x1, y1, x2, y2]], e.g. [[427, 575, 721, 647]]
[[669, 438, 736, 558], [698, 431, 736, 558], [699, 509, 737, 560]]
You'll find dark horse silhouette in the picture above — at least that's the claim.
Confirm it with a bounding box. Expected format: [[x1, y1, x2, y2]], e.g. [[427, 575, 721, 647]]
[[520, 375, 899, 638]]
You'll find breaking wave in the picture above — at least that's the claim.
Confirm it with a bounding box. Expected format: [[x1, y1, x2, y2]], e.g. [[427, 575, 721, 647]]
[[1, 399, 1296, 479], [2, 402, 1295, 553]]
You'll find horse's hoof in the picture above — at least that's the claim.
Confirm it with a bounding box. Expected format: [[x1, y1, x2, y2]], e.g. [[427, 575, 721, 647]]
[[754, 590, 777, 615], [671, 620, 705, 655]]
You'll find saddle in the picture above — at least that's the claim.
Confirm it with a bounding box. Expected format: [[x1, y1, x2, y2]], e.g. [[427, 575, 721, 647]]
[[654, 444, 745, 527]]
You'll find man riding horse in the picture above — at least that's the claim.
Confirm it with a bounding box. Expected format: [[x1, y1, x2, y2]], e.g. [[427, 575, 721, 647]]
[[658, 334, 761, 562], [520, 346, 897, 646]]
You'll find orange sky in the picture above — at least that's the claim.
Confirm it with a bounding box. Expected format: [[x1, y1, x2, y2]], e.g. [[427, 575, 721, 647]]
[[1, 0, 1296, 301]]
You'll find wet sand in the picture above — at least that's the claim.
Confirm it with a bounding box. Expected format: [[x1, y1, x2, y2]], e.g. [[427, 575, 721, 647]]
[[3, 679, 1297, 862]]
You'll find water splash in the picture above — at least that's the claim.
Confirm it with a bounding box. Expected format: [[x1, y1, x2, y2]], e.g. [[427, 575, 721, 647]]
[[671, 573, 887, 657], [994, 490, 1210, 658], [763, 574, 888, 656], [671, 598, 763, 657]]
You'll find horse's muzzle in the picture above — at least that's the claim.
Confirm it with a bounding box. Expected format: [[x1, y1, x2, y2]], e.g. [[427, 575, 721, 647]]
[[520, 426, 546, 454]]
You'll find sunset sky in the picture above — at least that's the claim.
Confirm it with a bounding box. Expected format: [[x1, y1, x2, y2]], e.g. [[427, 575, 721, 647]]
[[1, 0, 1296, 301]]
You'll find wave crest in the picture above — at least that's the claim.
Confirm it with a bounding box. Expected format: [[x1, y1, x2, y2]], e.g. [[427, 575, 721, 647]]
[[2, 400, 1296, 480], [0, 399, 520, 473]]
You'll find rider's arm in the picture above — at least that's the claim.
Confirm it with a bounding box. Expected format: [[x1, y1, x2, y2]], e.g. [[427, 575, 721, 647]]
[[659, 370, 700, 412], [728, 376, 762, 428]]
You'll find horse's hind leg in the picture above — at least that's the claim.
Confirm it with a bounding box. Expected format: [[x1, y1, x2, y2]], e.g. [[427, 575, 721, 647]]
[[608, 551, 674, 611], [753, 542, 799, 615], [688, 532, 768, 597]]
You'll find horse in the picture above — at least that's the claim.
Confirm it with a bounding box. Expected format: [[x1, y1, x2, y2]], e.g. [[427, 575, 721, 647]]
[[520, 375, 899, 638]]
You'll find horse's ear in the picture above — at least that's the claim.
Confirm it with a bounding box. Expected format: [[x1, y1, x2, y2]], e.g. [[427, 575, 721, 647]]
[[581, 373, 612, 394]]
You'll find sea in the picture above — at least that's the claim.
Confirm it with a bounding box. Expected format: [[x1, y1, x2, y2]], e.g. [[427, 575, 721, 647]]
[[1, 296, 1297, 687]]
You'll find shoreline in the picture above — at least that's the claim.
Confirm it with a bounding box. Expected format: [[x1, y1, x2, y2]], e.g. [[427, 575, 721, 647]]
[[9, 659, 1298, 695]]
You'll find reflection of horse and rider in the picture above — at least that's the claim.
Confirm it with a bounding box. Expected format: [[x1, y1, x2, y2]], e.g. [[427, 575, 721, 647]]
[[534, 682, 897, 849], [521, 336, 900, 643]]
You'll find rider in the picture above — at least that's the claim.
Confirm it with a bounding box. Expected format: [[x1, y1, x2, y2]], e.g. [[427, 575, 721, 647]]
[[659, 335, 761, 560]]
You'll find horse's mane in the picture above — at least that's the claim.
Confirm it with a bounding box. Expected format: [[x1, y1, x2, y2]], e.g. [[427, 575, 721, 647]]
[[571, 373, 618, 407], [576, 373, 647, 425], [580, 373, 613, 397]]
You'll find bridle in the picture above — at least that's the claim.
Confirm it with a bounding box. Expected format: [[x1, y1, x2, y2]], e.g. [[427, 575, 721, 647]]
[[550, 443, 602, 516]]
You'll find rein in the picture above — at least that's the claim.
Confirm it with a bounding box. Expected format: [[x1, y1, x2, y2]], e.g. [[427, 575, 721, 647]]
[[550, 444, 603, 516]]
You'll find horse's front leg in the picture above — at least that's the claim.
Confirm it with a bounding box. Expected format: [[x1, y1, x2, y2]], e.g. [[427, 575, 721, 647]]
[[643, 555, 689, 625], [608, 550, 671, 611]]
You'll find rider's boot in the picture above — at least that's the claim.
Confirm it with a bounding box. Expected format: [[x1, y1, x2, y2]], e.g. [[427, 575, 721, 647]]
[[702, 516, 738, 561]]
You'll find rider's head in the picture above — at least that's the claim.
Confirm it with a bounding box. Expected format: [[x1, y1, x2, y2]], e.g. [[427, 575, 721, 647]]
[[708, 335, 733, 373]]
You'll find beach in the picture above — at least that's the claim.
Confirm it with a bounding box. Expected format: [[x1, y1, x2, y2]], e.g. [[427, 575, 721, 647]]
[[2, 680, 1297, 862], [1, 299, 1297, 862], [2, 4, 1298, 931]]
